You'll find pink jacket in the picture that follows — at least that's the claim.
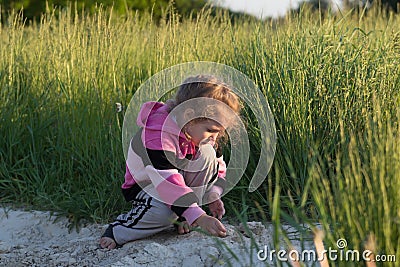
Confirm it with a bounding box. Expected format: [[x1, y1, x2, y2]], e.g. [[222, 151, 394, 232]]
[[122, 102, 227, 225]]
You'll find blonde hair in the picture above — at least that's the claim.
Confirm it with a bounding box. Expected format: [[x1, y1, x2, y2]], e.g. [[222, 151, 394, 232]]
[[167, 75, 242, 145], [172, 75, 241, 115]]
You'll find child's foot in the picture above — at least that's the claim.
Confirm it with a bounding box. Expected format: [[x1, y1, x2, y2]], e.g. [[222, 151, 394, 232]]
[[99, 236, 117, 249], [99, 225, 119, 249]]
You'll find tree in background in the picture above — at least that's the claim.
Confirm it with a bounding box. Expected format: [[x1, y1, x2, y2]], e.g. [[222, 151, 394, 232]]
[[1, 0, 397, 24], [341, 0, 398, 13], [303, 0, 331, 11], [0, 0, 211, 22], [294, 0, 399, 15], [292, 0, 332, 15]]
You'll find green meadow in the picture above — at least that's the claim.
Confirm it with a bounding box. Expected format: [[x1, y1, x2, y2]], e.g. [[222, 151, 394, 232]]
[[0, 5, 399, 266]]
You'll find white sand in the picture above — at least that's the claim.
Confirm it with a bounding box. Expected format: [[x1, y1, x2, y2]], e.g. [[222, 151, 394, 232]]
[[0, 208, 313, 266]]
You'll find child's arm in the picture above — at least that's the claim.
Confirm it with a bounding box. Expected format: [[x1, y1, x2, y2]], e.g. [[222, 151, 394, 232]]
[[145, 165, 206, 225], [205, 154, 227, 219]]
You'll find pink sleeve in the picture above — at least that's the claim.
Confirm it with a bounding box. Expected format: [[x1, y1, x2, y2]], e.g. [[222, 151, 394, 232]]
[[182, 204, 206, 225], [145, 166, 205, 224]]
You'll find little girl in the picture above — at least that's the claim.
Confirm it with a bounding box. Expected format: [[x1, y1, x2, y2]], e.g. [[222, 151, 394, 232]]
[[100, 75, 241, 249]]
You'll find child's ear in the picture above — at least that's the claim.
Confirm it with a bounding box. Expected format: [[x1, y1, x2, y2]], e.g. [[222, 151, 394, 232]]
[[183, 108, 195, 122]]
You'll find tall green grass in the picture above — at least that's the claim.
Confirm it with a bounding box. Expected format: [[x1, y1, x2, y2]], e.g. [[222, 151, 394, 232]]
[[0, 4, 399, 265]]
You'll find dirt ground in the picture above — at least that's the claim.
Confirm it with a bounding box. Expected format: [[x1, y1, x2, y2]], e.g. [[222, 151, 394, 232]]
[[0, 208, 311, 267]]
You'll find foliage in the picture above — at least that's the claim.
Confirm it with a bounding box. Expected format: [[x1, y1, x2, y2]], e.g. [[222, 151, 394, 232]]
[[0, 0, 210, 21], [295, 0, 399, 14], [0, 5, 399, 265], [345, 0, 400, 13]]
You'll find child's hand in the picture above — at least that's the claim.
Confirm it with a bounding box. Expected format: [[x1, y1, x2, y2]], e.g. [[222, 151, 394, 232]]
[[208, 199, 225, 220], [209, 199, 225, 219], [208, 192, 225, 220], [177, 220, 191, 235], [193, 214, 226, 237]]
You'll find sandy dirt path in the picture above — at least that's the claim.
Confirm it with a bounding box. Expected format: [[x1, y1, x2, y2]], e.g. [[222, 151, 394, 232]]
[[0, 208, 311, 266]]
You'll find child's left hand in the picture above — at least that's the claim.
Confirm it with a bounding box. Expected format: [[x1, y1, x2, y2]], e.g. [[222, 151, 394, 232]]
[[177, 220, 191, 234], [208, 193, 225, 220]]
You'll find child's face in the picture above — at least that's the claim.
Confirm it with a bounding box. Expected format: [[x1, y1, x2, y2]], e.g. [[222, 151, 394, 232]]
[[185, 119, 224, 147]]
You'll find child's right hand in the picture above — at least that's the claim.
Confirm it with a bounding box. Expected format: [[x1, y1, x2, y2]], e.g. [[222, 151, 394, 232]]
[[193, 214, 226, 237]]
